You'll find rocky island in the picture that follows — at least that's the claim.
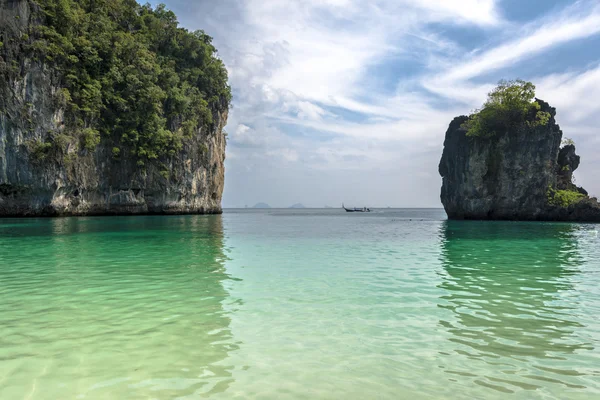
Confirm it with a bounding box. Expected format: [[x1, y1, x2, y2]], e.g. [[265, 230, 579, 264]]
[[0, 0, 230, 216], [439, 80, 600, 221]]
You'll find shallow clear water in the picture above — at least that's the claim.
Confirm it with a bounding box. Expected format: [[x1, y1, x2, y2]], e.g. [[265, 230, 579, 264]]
[[1, 209, 599, 399]]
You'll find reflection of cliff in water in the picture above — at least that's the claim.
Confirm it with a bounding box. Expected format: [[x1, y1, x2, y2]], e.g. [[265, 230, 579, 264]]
[[438, 221, 593, 391], [1, 215, 239, 398]]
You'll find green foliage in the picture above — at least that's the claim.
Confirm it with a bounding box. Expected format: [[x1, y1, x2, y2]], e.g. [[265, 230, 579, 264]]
[[463, 80, 551, 138], [81, 128, 100, 151], [63, 153, 78, 168], [53, 133, 73, 150], [534, 109, 550, 127], [112, 147, 120, 158], [547, 186, 585, 208], [55, 88, 71, 107], [23, 0, 230, 165], [562, 137, 575, 147], [25, 139, 53, 162]]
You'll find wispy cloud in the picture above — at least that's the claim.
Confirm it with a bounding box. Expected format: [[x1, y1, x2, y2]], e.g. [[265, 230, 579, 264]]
[[432, 2, 600, 84], [537, 65, 600, 128]]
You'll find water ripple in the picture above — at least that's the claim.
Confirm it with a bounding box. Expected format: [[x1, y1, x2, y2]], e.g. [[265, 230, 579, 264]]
[[0, 211, 599, 399]]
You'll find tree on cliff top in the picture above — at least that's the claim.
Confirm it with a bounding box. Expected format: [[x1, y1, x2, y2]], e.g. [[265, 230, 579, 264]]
[[463, 80, 551, 137]]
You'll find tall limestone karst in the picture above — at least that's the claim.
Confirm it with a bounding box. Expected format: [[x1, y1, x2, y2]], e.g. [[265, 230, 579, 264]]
[[439, 80, 600, 221], [0, 0, 230, 216]]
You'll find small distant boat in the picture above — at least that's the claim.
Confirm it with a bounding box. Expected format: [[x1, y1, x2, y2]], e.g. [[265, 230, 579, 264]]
[[342, 203, 371, 213]]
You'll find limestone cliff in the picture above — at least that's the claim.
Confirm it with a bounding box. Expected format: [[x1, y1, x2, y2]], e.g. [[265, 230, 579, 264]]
[[439, 99, 600, 221], [0, 0, 228, 216]]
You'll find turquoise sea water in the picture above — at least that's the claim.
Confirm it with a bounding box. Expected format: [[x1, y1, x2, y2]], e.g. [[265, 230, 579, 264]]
[[1, 209, 599, 399]]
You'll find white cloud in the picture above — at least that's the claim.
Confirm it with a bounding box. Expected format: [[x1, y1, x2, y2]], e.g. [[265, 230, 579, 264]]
[[435, 4, 600, 84], [296, 101, 330, 120], [407, 0, 500, 26], [235, 0, 503, 108], [537, 66, 600, 128]]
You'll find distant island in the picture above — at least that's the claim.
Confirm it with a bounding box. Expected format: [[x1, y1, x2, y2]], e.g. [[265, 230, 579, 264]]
[[252, 203, 271, 209], [288, 203, 306, 209], [439, 80, 600, 221]]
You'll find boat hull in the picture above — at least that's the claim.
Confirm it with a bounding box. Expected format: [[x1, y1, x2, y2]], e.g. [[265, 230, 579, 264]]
[[342, 204, 371, 212]]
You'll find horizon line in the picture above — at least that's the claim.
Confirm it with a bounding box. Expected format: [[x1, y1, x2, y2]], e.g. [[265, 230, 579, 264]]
[[222, 207, 445, 209]]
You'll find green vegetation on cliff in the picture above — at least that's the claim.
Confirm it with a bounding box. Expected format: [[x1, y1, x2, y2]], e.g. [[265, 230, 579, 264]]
[[2, 0, 230, 166], [463, 80, 550, 138], [546, 186, 585, 208]]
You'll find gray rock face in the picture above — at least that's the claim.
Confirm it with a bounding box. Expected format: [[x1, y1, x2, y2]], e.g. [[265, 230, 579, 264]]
[[0, 0, 227, 216], [556, 145, 583, 193], [439, 99, 600, 221]]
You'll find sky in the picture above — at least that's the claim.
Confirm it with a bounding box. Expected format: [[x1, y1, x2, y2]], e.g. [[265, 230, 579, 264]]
[[148, 0, 600, 208]]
